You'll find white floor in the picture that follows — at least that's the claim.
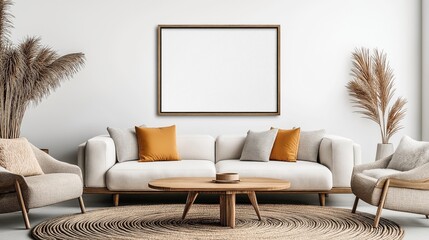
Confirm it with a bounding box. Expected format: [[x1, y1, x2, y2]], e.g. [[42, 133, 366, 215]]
[[0, 193, 427, 239]]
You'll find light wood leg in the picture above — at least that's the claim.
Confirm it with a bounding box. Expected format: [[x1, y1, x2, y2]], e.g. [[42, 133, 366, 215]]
[[15, 180, 30, 229], [220, 194, 226, 226], [247, 192, 261, 220], [113, 194, 119, 207], [318, 193, 326, 206], [78, 196, 86, 213], [352, 197, 359, 213], [374, 179, 390, 228], [182, 191, 198, 220], [225, 193, 236, 228]]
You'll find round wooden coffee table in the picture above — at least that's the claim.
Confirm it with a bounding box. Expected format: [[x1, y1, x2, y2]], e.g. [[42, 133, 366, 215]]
[[148, 177, 290, 228]]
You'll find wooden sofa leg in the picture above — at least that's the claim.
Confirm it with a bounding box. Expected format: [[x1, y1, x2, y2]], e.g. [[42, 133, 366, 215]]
[[374, 179, 390, 228], [15, 180, 30, 229], [78, 196, 86, 213], [113, 194, 119, 207], [426, 215, 428, 219], [318, 193, 326, 206], [352, 197, 359, 213]]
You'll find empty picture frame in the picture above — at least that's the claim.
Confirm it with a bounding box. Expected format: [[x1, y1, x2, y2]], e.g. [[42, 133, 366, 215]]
[[158, 25, 280, 116]]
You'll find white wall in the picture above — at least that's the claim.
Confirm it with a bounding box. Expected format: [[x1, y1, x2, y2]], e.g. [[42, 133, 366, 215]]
[[12, 0, 421, 164], [423, 0, 429, 140]]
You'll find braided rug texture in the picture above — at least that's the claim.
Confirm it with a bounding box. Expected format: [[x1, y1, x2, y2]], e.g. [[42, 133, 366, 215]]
[[32, 204, 403, 240]]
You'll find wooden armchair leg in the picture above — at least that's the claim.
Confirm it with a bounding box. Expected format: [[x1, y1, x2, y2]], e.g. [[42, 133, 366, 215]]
[[351, 197, 359, 213], [113, 194, 119, 207], [374, 179, 390, 228], [318, 193, 326, 206], [78, 196, 86, 213], [15, 180, 30, 229]]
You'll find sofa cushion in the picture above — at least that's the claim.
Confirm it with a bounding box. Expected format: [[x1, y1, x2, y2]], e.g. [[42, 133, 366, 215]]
[[0, 137, 44, 176], [216, 160, 332, 190], [177, 135, 215, 162], [240, 129, 278, 162], [106, 160, 216, 191], [135, 125, 180, 162], [270, 128, 300, 162], [298, 129, 326, 162], [388, 136, 429, 171], [216, 135, 246, 162], [107, 126, 141, 162]]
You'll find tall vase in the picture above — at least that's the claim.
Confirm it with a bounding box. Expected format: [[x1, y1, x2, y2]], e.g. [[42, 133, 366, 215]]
[[375, 143, 394, 160]]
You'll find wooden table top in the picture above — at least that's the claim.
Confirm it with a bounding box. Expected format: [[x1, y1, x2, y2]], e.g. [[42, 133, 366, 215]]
[[148, 177, 291, 192]]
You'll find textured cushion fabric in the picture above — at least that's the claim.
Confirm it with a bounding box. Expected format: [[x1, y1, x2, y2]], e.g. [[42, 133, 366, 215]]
[[25, 173, 83, 208], [135, 125, 180, 162], [362, 168, 402, 179], [240, 129, 278, 162], [0, 138, 43, 176], [106, 160, 216, 191], [107, 127, 142, 162], [388, 136, 429, 171], [298, 129, 326, 162], [270, 128, 300, 162], [216, 160, 332, 190]]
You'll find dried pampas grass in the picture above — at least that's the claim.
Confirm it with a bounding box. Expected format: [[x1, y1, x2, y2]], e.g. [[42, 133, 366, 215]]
[[347, 48, 406, 144], [0, 0, 85, 138]]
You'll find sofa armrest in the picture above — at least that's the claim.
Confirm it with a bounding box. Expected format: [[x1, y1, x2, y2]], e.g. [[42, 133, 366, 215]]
[[30, 144, 83, 179], [319, 135, 360, 187], [84, 136, 116, 187], [0, 167, 27, 194]]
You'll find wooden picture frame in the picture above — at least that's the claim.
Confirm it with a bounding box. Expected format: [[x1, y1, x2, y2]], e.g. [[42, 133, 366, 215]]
[[158, 25, 280, 116]]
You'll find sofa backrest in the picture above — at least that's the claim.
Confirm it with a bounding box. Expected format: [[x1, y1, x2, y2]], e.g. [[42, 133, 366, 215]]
[[215, 135, 246, 162], [177, 135, 215, 162]]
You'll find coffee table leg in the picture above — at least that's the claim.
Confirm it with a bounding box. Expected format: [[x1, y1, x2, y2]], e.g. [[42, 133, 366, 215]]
[[182, 191, 198, 220], [221, 193, 236, 228], [247, 191, 262, 221], [220, 194, 226, 226]]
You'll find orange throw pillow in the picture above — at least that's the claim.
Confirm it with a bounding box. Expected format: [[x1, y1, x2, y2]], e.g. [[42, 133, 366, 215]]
[[135, 125, 180, 162], [270, 128, 301, 162]]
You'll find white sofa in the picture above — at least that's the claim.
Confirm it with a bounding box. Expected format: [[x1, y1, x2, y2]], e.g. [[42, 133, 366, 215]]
[[78, 134, 361, 206]]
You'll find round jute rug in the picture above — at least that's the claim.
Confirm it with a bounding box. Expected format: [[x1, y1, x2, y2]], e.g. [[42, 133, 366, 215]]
[[32, 204, 403, 240]]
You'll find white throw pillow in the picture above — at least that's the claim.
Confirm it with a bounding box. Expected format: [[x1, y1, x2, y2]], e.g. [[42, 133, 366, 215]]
[[107, 126, 145, 162], [387, 136, 429, 171], [297, 129, 326, 162], [240, 129, 278, 162]]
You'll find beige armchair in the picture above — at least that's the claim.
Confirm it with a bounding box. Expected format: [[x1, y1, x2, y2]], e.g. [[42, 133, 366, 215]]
[[0, 144, 85, 229], [351, 155, 429, 227]]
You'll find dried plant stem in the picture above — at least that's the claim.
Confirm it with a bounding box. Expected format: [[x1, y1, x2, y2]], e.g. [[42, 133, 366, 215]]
[[0, 0, 85, 138], [347, 48, 406, 144]]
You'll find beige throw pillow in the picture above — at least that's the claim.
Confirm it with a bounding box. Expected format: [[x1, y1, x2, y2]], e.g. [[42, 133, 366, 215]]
[[0, 138, 44, 176], [387, 136, 429, 171]]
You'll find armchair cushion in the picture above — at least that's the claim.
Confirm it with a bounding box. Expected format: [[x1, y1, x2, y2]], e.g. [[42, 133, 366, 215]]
[[388, 136, 429, 171], [0, 138, 43, 176], [25, 173, 83, 208]]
